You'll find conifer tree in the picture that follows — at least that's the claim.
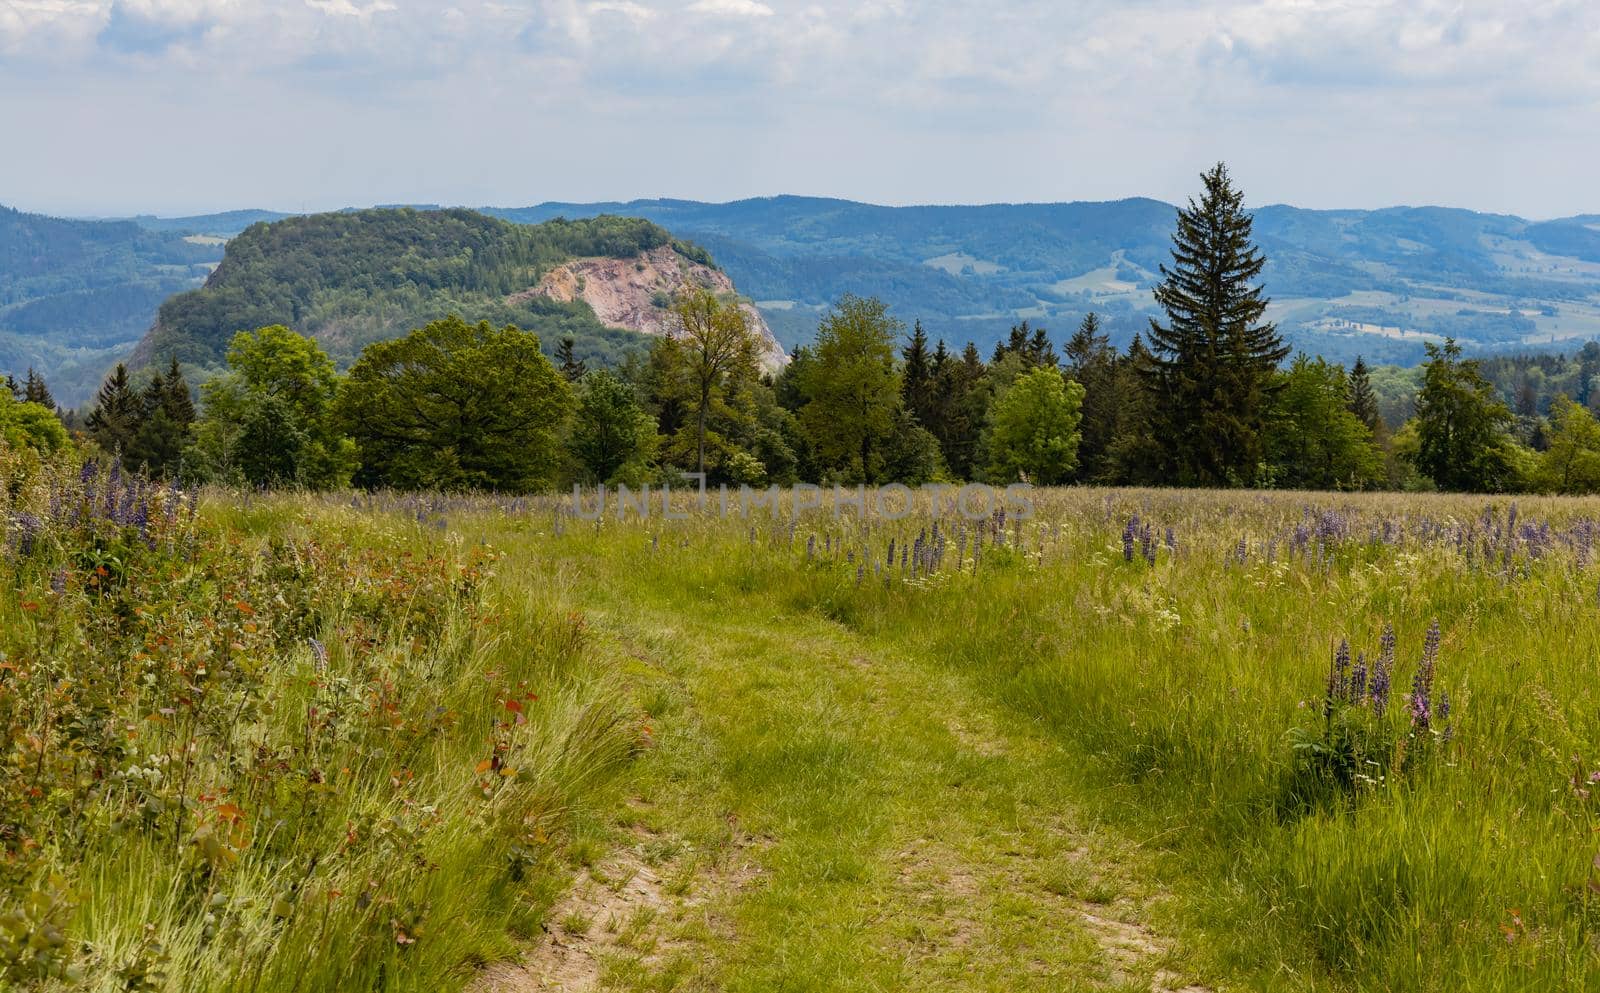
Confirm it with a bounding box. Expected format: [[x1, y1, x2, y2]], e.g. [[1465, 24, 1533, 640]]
[[127, 358, 198, 477], [1028, 325, 1059, 369], [1143, 162, 1289, 485], [1346, 355, 1380, 429], [1106, 335, 1164, 485], [1064, 312, 1117, 481], [936, 343, 989, 479], [901, 320, 936, 428], [159, 357, 197, 428], [21, 369, 54, 410], [85, 363, 142, 456], [556, 335, 587, 382]]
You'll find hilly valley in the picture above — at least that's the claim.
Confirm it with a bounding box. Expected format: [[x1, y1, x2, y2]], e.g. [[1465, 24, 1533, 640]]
[[0, 205, 221, 400], [110, 195, 1600, 374]]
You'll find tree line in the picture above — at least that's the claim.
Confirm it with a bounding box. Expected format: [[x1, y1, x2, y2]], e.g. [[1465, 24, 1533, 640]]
[[8, 164, 1600, 495]]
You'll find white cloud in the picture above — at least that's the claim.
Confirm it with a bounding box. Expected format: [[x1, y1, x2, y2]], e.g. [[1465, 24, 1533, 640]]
[[303, 0, 398, 21], [686, 0, 774, 17]]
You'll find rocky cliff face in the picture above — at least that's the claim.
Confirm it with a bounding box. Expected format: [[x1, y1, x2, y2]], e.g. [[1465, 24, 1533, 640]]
[[516, 245, 787, 368]]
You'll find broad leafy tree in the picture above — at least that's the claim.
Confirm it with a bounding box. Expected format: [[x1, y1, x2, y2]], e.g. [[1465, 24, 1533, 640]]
[[340, 316, 573, 491], [1533, 395, 1600, 493], [799, 295, 903, 483], [192, 326, 356, 487], [665, 290, 762, 475], [569, 370, 656, 484], [986, 366, 1084, 484], [1266, 356, 1382, 490]]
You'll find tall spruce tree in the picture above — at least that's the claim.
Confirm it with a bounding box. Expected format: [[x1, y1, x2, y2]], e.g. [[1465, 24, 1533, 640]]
[[1346, 355, 1380, 429], [902, 321, 936, 428], [128, 358, 197, 477], [1144, 163, 1289, 486], [1064, 312, 1117, 481], [1028, 325, 1059, 369], [85, 363, 142, 456], [21, 369, 54, 410]]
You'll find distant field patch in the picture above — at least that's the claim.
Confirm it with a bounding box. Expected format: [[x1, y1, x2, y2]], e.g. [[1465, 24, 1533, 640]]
[[923, 252, 1005, 276]]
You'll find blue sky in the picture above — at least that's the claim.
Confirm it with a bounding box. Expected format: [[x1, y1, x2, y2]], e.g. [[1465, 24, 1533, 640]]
[[1, 0, 1596, 217]]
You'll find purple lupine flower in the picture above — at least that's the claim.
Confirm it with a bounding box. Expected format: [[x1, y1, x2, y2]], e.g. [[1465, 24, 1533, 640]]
[[50, 567, 67, 595], [1121, 518, 1137, 563], [1420, 620, 1440, 681], [1370, 623, 1395, 714], [1326, 639, 1351, 717], [1349, 651, 1368, 704], [1409, 673, 1432, 730], [309, 637, 329, 673], [1409, 620, 1441, 731], [13, 513, 40, 556], [1164, 527, 1176, 552], [886, 537, 895, 567]]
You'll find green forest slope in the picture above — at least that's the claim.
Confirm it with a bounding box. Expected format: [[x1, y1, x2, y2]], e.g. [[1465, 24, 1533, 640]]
[[133, 208, 714, 375]]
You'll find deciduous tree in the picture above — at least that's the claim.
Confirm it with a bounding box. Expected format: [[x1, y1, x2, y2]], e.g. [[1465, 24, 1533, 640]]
[[985, 366, 1083, 484], [340, 316, 572, 491], [799, 295, 903, 483]]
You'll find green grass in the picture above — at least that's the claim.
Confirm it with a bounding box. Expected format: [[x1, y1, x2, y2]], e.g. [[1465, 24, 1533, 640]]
[[9, 481, 1600, 990]]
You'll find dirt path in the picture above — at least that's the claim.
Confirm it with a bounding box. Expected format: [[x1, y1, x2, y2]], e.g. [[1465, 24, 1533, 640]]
[[477, 586, 1214, 992]]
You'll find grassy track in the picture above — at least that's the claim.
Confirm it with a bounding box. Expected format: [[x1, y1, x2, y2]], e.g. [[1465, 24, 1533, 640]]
[[579, 585, 1199, 992]]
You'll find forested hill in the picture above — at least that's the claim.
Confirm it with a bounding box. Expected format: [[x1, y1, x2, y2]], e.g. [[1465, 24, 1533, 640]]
[[0, 205, 221, 401], [133, 207, 747, 374]]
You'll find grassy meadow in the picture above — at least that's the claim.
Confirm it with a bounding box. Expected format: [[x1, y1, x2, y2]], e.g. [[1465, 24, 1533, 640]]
[[4, 469, 1600, 991]]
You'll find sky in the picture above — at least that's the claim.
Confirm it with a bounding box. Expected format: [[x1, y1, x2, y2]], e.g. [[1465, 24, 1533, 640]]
[[0, 0, 1597, 218]]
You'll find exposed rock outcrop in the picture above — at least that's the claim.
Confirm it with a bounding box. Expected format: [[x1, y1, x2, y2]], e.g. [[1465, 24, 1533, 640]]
[[516, 245, 787, 368]]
